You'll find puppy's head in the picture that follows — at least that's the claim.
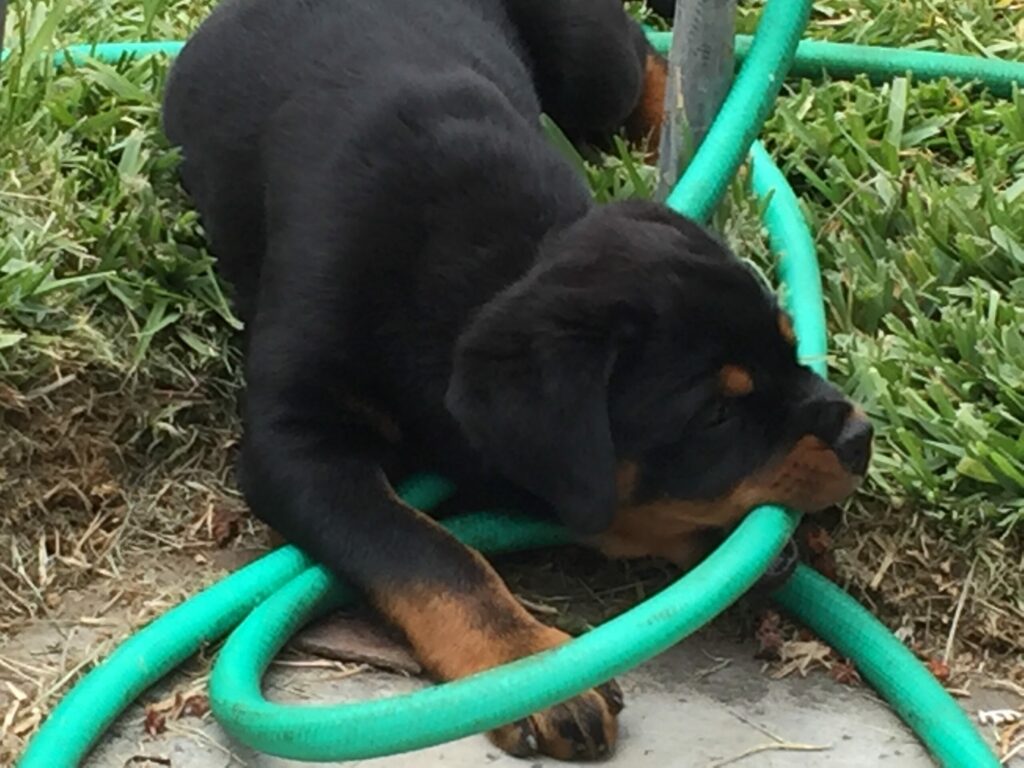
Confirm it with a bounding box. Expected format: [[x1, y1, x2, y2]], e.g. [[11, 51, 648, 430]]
[[446, 201, 872, 540]]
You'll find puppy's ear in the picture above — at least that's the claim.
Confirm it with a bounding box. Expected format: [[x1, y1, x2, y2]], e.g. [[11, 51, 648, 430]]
[[446, 267, 639, 536]]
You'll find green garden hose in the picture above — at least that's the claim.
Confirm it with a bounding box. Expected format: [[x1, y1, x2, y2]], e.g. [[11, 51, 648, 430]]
[[15, 547, 313, 766], [648, 32, 1024, 98], [9, 35, 1022, 98], [747, 141, 827, 379], [0, 40, 183, 63], [14, 476, 457, 767], [774, 567, 1002, 768], [211, 504, 797, 760], [13, 1, 1020, 765], [662, 0, 810, 219]]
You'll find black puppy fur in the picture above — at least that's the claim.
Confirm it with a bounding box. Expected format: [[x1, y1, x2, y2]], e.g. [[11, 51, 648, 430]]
[[163, 0, 870, 759]]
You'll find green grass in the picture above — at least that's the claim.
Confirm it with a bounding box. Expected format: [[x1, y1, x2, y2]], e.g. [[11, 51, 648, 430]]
[[1, 1, 1022, 560], [763, 76, 1024, 537], [1, 0, 232, 393]]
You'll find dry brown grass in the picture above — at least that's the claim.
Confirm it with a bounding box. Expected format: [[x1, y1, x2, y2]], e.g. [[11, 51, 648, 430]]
[[0, 360, 245, 621], [0, 363, 267, 762], [837, 506, 1024, 676]]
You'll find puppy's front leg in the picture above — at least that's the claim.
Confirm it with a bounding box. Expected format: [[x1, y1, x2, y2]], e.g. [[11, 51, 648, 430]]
[[240, 337, 621, 760]]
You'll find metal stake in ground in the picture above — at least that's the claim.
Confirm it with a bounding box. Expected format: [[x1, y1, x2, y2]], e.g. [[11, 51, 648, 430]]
[[656, 0, 737, 200]]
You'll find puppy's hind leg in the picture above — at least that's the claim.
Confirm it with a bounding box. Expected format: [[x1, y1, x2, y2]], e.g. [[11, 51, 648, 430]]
[[506, 0, 667, 151]]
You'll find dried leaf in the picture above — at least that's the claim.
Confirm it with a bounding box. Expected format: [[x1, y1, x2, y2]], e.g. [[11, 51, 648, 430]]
[[803, 524, 833, 555], [924, 659, 951, 682], [811, 552, 839, 582], [830, 659, 861, 686], [755, 610, 784, 661], [210, 506, 244, 547], [143, 707, 167, 736], [180, 694, 209, 718]]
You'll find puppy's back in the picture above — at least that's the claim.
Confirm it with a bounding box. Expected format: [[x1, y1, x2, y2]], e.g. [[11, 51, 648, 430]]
[[163, 0, 534, 154]]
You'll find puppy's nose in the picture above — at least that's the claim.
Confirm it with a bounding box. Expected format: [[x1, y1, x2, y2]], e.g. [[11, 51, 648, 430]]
[[833, 413, 873, 476]]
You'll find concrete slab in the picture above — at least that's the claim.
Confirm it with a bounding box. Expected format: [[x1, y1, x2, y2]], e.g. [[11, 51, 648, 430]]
[[87, 627, 1014, 768]]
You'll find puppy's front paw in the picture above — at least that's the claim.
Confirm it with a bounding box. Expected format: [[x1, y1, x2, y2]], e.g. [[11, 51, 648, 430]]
[[488, 680, 623, 761]]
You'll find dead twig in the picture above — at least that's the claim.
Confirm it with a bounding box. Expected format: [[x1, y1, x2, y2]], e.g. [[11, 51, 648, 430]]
[[943, 558, 976, 666], [706, 741, 832, 768], [695, 658, 733, 680]]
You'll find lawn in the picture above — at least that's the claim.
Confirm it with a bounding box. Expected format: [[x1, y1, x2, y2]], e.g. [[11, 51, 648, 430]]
[[1, 0, 1022, 760]]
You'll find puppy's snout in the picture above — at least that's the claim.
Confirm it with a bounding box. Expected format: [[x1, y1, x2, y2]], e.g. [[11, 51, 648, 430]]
[[832, 413, 873, 476]]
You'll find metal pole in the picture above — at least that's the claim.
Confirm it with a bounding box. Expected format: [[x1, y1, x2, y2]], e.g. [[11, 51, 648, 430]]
[[655, 0, 737, 201]]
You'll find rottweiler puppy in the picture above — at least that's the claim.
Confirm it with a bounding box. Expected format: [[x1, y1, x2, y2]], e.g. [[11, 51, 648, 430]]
[[163, 0, 872, 759]]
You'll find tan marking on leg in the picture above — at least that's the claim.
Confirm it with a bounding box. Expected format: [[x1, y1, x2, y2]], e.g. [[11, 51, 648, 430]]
[[375, 575, 568, 680], [374, 550, 622, 761]]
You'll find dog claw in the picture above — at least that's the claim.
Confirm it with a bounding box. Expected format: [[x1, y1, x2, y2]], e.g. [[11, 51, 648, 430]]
[[597, 679, 625, 715], [488, 682, 621, 760]]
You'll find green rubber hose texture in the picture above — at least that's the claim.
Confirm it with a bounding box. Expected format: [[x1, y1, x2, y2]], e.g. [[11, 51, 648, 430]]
[[1, 41, 184, 63], [646, 33, 1024, 98], [749, 141, 827, 378], [7, 35, 1023, 100], [210, 509, 797, 760], [15, 547, 313, 767], [774, 567, 1000, 768]]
